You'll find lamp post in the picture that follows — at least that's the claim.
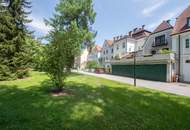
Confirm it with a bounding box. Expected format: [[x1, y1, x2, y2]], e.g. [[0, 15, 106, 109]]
[[133, 51, 136, 86]]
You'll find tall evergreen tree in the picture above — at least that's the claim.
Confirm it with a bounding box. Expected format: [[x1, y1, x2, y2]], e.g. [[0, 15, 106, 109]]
[[45, 0, 96, 90], [0, 0, 31, 80]]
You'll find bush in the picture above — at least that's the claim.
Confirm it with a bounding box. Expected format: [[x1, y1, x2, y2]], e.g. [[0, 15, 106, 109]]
[[86, 61, 99, 69], [160, 49, 174, 54]]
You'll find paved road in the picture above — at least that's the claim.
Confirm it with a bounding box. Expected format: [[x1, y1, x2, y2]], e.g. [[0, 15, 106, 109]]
[[76, 71, 190, 97]]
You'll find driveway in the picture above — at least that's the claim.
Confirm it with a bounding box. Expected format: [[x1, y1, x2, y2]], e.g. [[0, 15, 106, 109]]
[[76, 71, 190, 97]]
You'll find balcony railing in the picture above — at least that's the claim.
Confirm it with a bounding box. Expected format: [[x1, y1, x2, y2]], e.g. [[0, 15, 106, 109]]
[[152, 40, 168, 47]]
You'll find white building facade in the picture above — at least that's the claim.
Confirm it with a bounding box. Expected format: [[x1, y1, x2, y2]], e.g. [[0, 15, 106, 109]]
[[88, 45, 102, 64], [113, 36, 135, 59], [172, 5, 190, 82], [74, 43, 89, 70], [101, 40, 114, 69]]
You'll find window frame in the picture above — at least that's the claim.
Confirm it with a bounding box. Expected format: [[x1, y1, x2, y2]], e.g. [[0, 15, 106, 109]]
[[187, 17, 190, 28], [155, 35, 166, 46], [186, 39, 190, 48], [122, 42, 125, 48], [117, 44, 119, 50]]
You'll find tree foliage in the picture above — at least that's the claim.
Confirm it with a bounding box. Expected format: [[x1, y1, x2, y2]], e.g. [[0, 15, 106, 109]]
[[26, 36, 46, 71], [86, 61, 98, 69], [44, 0, 96, 89], [0, 0, 32, 80]]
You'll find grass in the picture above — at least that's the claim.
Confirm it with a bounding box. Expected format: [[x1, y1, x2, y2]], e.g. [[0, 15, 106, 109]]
[[0, 71, 190, 130]]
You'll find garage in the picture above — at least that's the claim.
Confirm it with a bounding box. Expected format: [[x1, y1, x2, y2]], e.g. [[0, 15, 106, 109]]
[[112, 64, 167, 82]]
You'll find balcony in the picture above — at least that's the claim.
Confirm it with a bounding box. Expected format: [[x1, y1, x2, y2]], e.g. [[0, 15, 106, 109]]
[[152, 40, 168, 47], [111, 53, 175, 65]]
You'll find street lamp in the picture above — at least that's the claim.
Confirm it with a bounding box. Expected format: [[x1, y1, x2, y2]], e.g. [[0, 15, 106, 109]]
[[133, 51, 137, 86]]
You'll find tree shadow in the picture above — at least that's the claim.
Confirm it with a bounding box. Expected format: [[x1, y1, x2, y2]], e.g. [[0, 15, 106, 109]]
[[0, 79, 190, 130]]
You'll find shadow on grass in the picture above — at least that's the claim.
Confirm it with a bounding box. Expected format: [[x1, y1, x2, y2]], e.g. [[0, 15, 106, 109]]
[[0, 79, 190, 130]]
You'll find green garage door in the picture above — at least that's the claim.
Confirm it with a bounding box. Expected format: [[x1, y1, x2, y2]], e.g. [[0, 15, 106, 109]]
[[112, 64, 167, 82]]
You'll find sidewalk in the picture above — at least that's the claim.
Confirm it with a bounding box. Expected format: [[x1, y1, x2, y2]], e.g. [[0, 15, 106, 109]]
[[76, 71, 190, 97]]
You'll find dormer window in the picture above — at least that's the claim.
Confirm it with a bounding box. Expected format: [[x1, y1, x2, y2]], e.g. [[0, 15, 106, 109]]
[[188, 17, 190, 28]]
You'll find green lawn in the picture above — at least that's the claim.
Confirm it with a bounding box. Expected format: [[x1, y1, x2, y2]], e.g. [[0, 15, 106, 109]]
[[0, 71, 190, 130]]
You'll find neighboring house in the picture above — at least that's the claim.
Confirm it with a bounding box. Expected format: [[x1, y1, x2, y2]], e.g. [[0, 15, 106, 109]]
[[143, 21, 173, 56], [113, 35, 135, 59], [172, 5, 190, 82], [132, 25, 151, 52], [88, 45, 102, 64], [113, 26, 151, 59], [101, 40, 114, 69], [74, 43, 89, 70], [111, 22, 175, 82]]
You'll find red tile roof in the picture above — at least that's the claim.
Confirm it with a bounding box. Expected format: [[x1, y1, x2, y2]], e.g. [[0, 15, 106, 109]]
[[132, 29, 151, 39], [95, 45, 102, 52], [105, 40, 113, 46], [153, 21, 173, 33], [172, 5, 190, 35]]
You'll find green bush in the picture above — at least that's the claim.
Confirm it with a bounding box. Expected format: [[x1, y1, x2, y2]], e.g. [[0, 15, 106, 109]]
[[86, 61, 99, 69], [160, 49, 174, 54]]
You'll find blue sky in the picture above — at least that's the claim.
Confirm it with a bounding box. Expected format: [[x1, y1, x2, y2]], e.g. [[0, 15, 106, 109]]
[[28, 0, 190, 45]]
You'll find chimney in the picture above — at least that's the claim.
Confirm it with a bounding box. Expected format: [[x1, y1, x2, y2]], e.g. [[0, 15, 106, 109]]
[[128, 31, 132, 37], [166, 20, 171, 24], [133, 28, 138, 33], [142, 25, 145, 29]]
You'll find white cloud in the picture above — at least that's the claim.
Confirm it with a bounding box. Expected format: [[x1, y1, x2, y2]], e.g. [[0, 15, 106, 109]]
[[142, 0, 168, 16], [147, 7, 184, 30], [28, 15, 52, 34]]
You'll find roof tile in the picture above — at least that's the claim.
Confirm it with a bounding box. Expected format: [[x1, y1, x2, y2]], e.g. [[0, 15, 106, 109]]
[[172, 5, 190, 35], [153, 21, 173, 33]]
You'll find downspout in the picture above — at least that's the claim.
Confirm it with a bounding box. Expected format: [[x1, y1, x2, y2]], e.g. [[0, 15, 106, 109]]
[[178, 35, 181, 82]]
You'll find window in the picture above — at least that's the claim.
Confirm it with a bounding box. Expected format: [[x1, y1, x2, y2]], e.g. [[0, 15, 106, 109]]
[[106, 50, 108, 54], [122, 42, 125, 48], [186, 60, 190, 63], [129, 48, 131, 52], [186, 39, 189, 48], [117, 45, 119, 50], [111, 48, 114, 53], [155, 35, 166, 46], [187, 17, 190, 28], [103, 51, 105, 55]]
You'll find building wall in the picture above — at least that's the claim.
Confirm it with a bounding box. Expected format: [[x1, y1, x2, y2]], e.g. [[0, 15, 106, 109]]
[[101, 41, 113, 68], [135, 37, 147, 51], [143, 29, 173, 56], [74, 44, 89, 70], [113, 38, 135, 58], [88, 50, 101, 64], [172, 32, 190, 82], [80, 47, 89, 69]]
